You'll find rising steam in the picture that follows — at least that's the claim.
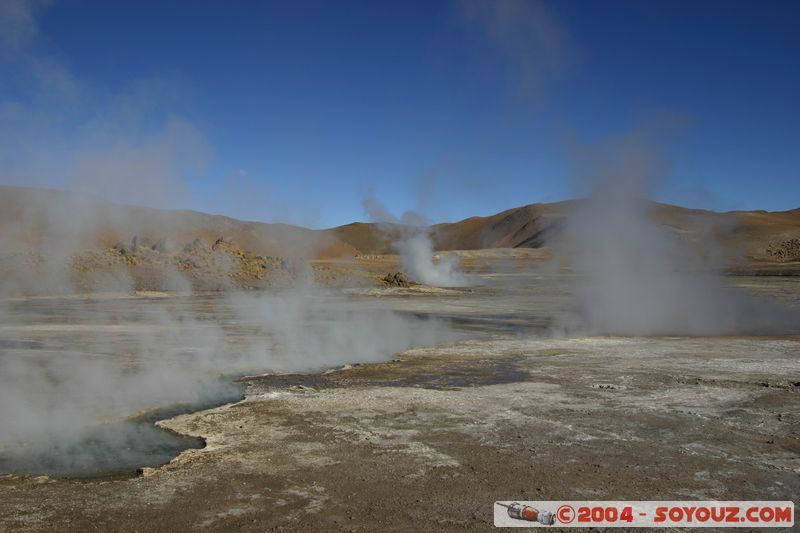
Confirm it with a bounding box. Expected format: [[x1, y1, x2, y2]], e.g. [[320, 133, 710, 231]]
[[362, 189, 468, 287], [0, 2, 460, 475], [396, 233, 467, 288], [0, 275, 459, 475], [562, 129, 798, 336]]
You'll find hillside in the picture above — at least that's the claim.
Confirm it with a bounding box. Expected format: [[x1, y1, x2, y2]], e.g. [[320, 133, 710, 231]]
[[0, 186, 353, 258], [331, 200, 800, 263], [1, 185, 799, 275]]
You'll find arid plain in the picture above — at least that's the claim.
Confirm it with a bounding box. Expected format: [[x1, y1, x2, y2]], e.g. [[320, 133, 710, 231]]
[[1, 187, 799, 531], [1, 266, 798, 532]]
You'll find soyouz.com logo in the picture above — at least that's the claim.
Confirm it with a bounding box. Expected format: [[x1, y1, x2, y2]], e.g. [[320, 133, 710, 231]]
[[493, 501, 795, 528]]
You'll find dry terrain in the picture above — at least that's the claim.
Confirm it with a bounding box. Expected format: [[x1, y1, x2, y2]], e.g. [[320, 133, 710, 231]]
[[2, 186, 800, 297], [1, 188, 799, 531], [0, 272, 798, 531]]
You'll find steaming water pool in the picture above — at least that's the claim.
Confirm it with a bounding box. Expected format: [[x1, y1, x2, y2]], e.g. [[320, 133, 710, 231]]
[[0, 290, 468, 477], [0, 374, 245, 478], [0, 412, 207, 479]]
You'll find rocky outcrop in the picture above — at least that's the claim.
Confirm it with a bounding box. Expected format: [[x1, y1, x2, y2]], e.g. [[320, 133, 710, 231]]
[[382, 271, 411, 288], [766, 239, 800, 261]]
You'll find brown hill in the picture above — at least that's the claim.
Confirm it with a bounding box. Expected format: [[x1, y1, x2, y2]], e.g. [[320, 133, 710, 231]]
[[331, 200, 800, 263], [2, 185, 799, 264], [0, 186, 353, 259], [431, 201, 570, 250]]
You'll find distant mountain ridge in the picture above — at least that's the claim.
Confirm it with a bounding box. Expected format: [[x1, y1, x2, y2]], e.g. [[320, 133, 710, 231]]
[[1, 185, 799, 263]]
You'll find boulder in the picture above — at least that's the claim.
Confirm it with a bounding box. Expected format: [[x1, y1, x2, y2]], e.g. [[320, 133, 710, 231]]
[[383, 271, 411, 288]]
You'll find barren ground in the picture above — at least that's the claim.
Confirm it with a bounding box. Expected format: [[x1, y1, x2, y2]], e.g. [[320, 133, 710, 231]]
[[0, 268, 798, 532]]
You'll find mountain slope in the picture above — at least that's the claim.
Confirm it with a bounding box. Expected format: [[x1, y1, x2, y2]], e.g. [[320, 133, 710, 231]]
[[2, 185, 799, 263], [0, 186, 354, 258]]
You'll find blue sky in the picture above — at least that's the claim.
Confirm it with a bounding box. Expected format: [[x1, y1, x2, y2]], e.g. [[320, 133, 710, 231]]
[[1, 0, 798, 227]]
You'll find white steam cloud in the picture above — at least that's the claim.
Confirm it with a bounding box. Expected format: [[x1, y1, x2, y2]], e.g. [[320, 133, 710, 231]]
[[456, 0, 574, 97], [0, 288, 458, 474], [396, 233, 466, 288], [0, 0, 210, 209], [561, 127, 798, 336], [362, 189, 468, 287], [0, 2, 460, 475]]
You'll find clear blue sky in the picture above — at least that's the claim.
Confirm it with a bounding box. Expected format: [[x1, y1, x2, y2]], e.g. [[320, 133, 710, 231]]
[[1, 0, 798, 227]]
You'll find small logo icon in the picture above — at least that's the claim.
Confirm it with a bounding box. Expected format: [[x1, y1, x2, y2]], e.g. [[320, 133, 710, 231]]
[[496, 502, 555, 525], [557, 504, 576, 524]]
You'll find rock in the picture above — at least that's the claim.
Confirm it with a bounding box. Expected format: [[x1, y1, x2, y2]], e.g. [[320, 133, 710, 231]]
[[383, 271, 411, 288], [766, 239, 800, 261]]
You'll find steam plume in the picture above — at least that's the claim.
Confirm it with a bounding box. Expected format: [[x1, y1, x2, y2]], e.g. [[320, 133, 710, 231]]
[[562, 129, 798, 335], [0, 3, 459, 475], [362, 189, 467, 287]]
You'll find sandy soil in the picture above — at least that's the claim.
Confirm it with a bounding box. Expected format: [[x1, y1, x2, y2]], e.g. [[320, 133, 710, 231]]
[[0, 273, 798, 532]]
